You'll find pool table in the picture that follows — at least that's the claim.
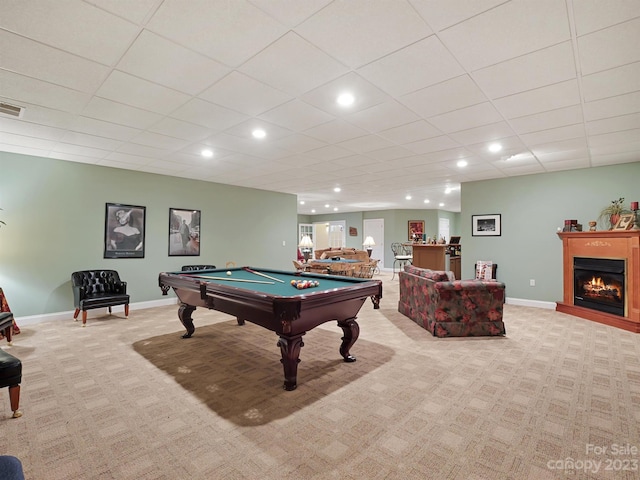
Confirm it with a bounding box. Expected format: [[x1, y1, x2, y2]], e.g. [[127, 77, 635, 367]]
[[158, 266, 382, 390]]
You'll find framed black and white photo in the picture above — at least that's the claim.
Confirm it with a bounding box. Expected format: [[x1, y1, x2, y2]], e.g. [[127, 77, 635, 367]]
[[169, 208, 201, 256], [472, 214, 501, 237], [104, 203, 146, 258]]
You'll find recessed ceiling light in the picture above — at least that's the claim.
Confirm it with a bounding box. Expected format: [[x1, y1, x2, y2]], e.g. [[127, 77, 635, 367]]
[[488, 143, 502, 153], [333, 207, 338, 211], [445, 187, 452, 194], [424, 199, 430, 204], [405, 195, 412, 200], [201, 149, 213, 158], [299, 200, 305, 205], [336, 92, 354, 107], [311, 209, 316, 213], [439, 202, 445, 207], [457, 160, 468, 167], [325, 204, 330, 208], [252, 128, 266, 139], [334, 187, 341, 193]]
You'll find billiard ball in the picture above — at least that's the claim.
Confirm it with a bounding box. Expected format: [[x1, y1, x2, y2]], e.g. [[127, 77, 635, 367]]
[[226, 271, 232, 276]]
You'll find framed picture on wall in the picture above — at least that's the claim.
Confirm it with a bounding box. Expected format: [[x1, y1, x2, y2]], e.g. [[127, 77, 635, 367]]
[[104, 203, 146, 258], [472, 214, 501, 236], [169, 208, 201, 256], [408, 220, 424, 241]]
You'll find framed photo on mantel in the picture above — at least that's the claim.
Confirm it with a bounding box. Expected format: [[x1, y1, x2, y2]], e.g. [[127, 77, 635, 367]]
[[472, 214, 501, 237]]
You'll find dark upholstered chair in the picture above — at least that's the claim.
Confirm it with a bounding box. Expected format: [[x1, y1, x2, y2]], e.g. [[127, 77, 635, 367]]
[[0, 312, 15, 345], [181, 265, 216, 271], [71, 270, 129, 326], [0, 349, 22, 418]]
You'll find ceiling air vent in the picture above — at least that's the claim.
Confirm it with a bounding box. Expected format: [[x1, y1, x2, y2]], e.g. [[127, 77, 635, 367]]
[[0, 102, 24, 118]]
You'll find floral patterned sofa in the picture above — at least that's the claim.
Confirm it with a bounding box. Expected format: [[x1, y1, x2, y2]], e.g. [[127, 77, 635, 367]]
[[398, 265, 506, 337]]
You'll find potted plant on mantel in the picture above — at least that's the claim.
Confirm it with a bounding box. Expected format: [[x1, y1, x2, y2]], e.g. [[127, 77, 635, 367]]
[[598, 198, 630, 230]]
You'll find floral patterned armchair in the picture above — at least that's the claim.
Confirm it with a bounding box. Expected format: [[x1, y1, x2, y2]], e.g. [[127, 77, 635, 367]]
[[398, 265, 505, 337]]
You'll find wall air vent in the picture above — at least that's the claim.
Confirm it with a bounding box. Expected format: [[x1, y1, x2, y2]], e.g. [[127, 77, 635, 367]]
[[0, 102, 24, 118]]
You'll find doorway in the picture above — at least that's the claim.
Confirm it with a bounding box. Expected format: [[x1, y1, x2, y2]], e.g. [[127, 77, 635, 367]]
[[363, 218, 384, 267]]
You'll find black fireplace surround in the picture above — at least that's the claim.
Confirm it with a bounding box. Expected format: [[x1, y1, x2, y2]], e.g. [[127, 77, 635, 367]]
[[573, 257, 625, 317]]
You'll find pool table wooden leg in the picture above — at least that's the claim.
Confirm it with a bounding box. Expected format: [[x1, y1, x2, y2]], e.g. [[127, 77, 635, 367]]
[[178, 304, 197, 338], [337, 318, 360, 362], [277, 334, 305, 391]]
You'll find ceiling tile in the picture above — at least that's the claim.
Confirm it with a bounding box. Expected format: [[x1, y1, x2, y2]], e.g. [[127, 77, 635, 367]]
[[148, 118, 212, 142], [115, 30, 230, 95], [581, 62, 640, 102], [304, 119, 369, 144], [586, 114, 640, 136], [358, 36, 464, 96], [428, 102, 503, 133], [510, 106, 584, 134], [473, 42, 576, 99], [81, 97, 162, 130], [1, 30, 110, 93], [400, 75, 488, 118], [578, 17, 640, 75], [171, 99, 248, 131], [301, 72, 390, 116], [0, 70, 90, 114], [146, 0, 287, 66], [583, 91, 640, 121], [249, 0, 331, 27], [520, 124, 587, 146], [439, 0, 570, 71], [0, 0, 140, 64], [240, 32, 348, 95], [493, 80, 581, 119], [337, 135, 394, 154], [449, 122, 517, 146], [259, 100, 334, 131], [572, 0, 640, 35], [295, 0, 432, 68], [409, 0, 506, 32], [199, 72, 293, 116], [96, 71, 191, 115], [378, 120, 441, 144], [346, 101, 420, 133]]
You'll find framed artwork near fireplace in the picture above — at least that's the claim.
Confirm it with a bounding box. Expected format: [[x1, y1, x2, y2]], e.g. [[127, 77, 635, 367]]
[[613, 213, 634, 230], [472, 214, 501, 236]]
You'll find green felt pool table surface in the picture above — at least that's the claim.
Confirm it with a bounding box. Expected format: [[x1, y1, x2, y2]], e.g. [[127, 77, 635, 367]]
[[158, 266, 383, 390]]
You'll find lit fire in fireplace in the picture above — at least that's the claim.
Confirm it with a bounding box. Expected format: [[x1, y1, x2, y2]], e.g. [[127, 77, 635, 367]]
[[582, 276, 621, 301]]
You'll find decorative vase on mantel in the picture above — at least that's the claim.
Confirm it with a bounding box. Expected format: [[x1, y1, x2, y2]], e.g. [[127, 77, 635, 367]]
[[610, 213, 621, 229]]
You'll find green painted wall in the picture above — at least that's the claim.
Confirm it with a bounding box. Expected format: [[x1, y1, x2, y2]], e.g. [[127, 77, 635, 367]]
[[0, 152, 298, 317], [461, 162, 640, 303]]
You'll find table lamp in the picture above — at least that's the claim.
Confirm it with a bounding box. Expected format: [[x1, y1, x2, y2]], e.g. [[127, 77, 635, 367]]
[[298, 235, 314, 262], [363, 236, 375, 257]]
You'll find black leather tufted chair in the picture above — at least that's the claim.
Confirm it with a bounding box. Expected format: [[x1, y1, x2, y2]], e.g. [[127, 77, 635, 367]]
[[71, 270, 129, 326], [0, 349, 22, 418], [181, 265, 216, 271]]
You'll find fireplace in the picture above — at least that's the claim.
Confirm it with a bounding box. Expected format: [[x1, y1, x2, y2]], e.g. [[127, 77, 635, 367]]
[[573, 257, 625, 316], [556, 231, 639, 333]]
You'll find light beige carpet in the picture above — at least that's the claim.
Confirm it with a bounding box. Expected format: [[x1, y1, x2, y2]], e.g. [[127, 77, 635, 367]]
[[1, 272, 639, 479]]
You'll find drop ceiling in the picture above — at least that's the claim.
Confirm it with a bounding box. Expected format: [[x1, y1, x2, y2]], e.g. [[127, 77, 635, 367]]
[[0, 0, 638, 214]]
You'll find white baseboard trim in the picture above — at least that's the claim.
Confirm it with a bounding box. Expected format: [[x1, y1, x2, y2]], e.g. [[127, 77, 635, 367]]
[[13, 297, 179, 326], [506, 297, 556, 310]]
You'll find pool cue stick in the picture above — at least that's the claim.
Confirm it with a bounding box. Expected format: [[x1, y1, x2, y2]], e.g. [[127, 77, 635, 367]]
[[243, 267, 285, 283], [185, 274, 274, 285]]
